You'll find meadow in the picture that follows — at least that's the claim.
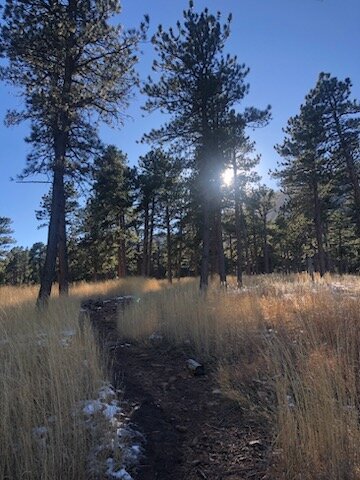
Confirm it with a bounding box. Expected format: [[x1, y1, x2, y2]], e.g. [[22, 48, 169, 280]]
[[1, 274, 360, 479], [118, 274, 360, 480]]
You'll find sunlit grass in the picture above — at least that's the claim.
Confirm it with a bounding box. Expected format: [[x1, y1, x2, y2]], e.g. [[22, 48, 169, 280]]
[[118, 273, 360, 479]]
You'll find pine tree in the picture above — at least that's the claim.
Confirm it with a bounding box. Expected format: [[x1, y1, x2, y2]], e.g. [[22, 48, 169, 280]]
[[87, 146, 133, 278], [0, 0, 147, 305], [309, 73, 360, 234], [275, 93, 329, 276], [0, 217, 15, 260], [143, 2, 270, 289]]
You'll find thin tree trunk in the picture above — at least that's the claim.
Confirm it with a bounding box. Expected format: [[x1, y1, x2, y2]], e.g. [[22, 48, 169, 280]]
[[176, 220, 183, 280], [200, 199, 211, 290], [147, 197, 155, 277], [215, 206, 226, 285], [233, 155, 243, 287], [117, 212, 126, 278], [165, 203, 172, 284], [229, 234, 234, 273], [312, 179, 326, 277], [141, 200, 149, 276], [263, 216, 270, 274]]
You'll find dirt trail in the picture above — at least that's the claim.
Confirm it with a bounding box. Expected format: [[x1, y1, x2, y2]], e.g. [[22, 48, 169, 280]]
[[83, 297, 272, 480]]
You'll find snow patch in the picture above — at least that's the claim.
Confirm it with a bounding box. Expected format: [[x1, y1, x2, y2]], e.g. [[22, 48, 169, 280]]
[[106, 458, 133, 480]]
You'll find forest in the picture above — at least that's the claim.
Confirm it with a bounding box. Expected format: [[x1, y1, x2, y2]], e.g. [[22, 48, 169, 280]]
[[0, 1, 358, 297], [0, 1, 360, 480]]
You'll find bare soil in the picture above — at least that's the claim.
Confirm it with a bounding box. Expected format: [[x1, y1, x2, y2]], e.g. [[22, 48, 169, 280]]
[[82, 297, 273, 480]]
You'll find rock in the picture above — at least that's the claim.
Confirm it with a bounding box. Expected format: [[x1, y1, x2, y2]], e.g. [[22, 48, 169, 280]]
[[175, 425, 188, 433], [249, 439, 262, 447]]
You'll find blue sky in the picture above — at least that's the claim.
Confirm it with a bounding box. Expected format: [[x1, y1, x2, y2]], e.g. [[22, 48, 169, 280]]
[[0, 0, 359, 247]]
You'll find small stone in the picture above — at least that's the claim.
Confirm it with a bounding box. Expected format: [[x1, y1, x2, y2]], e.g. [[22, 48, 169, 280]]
[[175, 425, 188, 433], [249, 439, 262, 447]]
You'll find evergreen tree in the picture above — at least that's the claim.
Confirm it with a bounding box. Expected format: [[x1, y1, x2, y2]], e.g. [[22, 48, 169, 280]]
[[87, 146, 133, 279], [309, 73, 360, 234], [275, 91, 329, 276], [4, 247, 29, 285], [143, 2, 270, 289], [0, 217, 15, 260], [28, 242, 46, 284], [0, 0, 147, 305]]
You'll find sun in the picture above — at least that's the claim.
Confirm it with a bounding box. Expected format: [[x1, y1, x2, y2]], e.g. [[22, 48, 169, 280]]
[[222, 168, 234, 187]]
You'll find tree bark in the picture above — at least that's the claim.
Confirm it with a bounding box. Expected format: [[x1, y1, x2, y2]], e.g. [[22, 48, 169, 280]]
[[37, 165, 65, 307], [147, 196, 155, 276], [263, 215, 270, 274], [58, 201, 69, 295], [215, 206, 226, 286], [233, 154, 243, 287], [117, 212, 126, 278], [165, 203, 172, 284], [312, 179, 326, 277], [200, 198, 211, 290], [141, 200, 149, 276]]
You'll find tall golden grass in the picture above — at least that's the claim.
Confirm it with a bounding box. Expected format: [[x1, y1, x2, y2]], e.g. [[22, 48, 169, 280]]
[[0, 289, 105, 480], [0, 276, 179, 479], [118, 274, 360, 479]]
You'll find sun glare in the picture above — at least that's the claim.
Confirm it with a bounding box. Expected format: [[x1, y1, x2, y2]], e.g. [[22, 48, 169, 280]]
[[222, 168, 234, 187]]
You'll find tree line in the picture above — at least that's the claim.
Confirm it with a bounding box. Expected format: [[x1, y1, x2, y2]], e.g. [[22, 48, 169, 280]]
[[0, 1, 359, 297]]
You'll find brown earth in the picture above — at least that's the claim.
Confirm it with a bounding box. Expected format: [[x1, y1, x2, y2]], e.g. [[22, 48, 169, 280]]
[[82, 297, 273, 480]]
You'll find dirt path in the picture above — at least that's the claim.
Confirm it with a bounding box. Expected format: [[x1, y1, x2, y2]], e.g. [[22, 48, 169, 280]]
[[83, 297, 272, 480]]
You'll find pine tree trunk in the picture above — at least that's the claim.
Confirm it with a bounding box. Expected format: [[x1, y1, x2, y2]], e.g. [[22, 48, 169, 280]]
[[176, 220, 183, 280], [215, 206, 226, 286], [233, 155, 243, 287], [58, 205, 69, 295], [229, 234, 234, 273], [252, 215, 259, 274], [37, 166, 65, 306], [312, 179, 326, 277], [200, 199, 211, 290], [147, 197, 155, 277], [117, 212, 126, 278], [165, 203, 172, 284], [263, 216, 270, 274], [37, 31, 73, 305], [141, 201, 149, 276]]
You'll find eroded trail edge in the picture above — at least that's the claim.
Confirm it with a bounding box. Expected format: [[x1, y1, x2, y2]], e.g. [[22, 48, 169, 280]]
[[82, 297, 272, 480]]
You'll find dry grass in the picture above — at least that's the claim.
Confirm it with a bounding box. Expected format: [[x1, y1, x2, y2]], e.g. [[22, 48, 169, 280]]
[[0, 276, 177, 480], [118, 274, 360, 480], [0, 286, 105, 480], [70, 276, 171, 299], [3, 275, 360, 479]]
